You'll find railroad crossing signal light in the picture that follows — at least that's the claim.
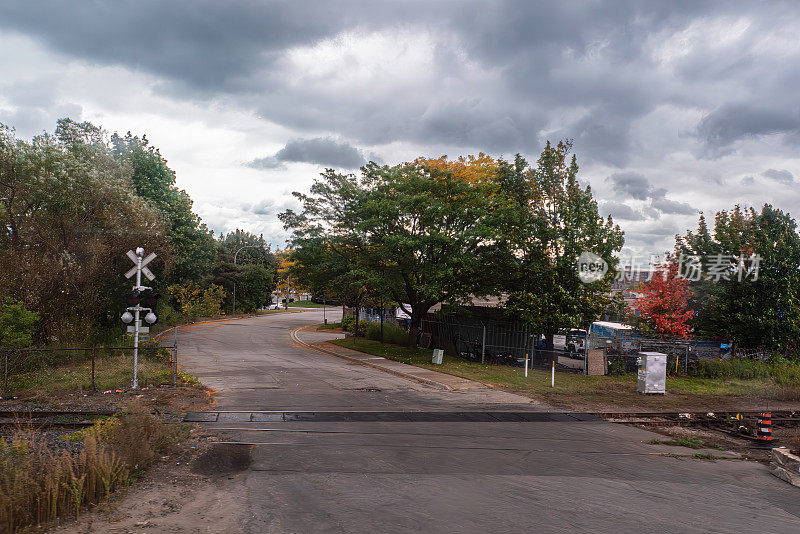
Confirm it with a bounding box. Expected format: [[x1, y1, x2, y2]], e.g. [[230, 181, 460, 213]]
[[126, 290, 142, 306], [144, 311, 158, 325], [141, 291, 160, 308], [121, 311, 134, 324]]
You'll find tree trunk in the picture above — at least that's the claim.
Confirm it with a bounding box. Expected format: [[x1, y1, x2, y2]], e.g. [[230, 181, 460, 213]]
[[354, 306, 360, 337], [409, 315, 421, 348], [544, 333, 554, 351]]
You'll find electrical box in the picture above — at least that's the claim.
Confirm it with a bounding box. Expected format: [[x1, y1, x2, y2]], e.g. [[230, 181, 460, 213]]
[[432, 349, 443, 365], [637, 352, 666, 394]]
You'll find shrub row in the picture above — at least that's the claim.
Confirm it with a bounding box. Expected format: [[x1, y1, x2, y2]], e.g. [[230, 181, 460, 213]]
[[691, 357, 800, 385], [0, 403, 190, 532], [365, 322, 411, 346], [340, 315, 410, 346]]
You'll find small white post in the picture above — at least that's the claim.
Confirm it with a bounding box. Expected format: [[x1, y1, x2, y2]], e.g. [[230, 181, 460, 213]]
[[551, 360, 555, 387], [481, 325, 486, 364], [524, 354, 529, 377]]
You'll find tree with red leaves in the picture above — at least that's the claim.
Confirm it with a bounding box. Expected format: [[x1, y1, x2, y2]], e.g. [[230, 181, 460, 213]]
[[629, 262, 694, 339]]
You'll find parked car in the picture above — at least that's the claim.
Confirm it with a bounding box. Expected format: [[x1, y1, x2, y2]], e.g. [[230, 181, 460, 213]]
[[553, 329, 586, 355]]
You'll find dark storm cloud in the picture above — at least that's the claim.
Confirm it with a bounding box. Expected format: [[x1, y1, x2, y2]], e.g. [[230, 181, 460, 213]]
[[0, 1, 457, 92], [0, 1, 342, 91], [606, 172, 696, 215], [696, 104, 800, 157], [4, 0, 800, 255], [600, 201, 644, 221], [650, 197, 696, 215], [247, 137, 366, 170], [762, 169, 795, 185], [606, 172, 652, 200], [0, 0, 732, 158]]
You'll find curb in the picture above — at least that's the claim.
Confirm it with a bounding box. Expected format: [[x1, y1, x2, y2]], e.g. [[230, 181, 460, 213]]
[[290, 326, 453, 391], [770, 447, 800, 487]]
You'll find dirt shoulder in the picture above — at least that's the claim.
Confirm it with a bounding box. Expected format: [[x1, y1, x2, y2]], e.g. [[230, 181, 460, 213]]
[[49, 430, 251, 534], [0, 383, 213, 414]]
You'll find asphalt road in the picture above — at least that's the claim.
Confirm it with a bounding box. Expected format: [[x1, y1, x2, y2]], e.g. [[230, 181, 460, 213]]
[[178, 309, 800, 533]]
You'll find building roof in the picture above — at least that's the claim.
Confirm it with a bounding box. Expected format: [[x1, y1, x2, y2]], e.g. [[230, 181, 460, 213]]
[[592, 321, 633, 330]]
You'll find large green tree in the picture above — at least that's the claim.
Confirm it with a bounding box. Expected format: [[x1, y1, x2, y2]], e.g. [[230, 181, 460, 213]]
[[111, 132, 217, 285], [677, 204, 800, 349], [0, 120, 171, 342], [281, 161, 505, 343], [499, 141, 625, 348], [214, 230, 275, 312]]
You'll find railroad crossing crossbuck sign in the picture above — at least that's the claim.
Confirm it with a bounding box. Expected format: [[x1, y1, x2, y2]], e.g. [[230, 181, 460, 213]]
[[125, 249, 156, 281], [120, 247, 159, 389]]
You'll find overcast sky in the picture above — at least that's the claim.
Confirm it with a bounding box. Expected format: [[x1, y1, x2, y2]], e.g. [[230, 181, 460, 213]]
[[1, 1, 799, 258]]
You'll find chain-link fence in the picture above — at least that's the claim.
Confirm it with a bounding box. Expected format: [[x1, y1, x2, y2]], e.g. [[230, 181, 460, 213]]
[[588, 334, 736, 374], [1, 343, 178, 395], [420, 316, 584, 372], [419, 314, 753, 375]]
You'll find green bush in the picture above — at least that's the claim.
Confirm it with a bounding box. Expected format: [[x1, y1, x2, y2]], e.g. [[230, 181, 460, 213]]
[[0, 299, 39, 348], [692, 357, 800, 385], [341, 314, 364, 336], [341, 314, 354, 331], [167, 282, 226, 319], [365, 322, 410, 345]]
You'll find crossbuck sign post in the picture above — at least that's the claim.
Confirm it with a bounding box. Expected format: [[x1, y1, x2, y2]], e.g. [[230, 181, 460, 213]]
[[122, 247, 157, 389]]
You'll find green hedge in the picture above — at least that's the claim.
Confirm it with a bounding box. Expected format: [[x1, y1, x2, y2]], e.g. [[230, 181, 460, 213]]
[[365, 322, 410, 346], [692, 357, 800, 385]]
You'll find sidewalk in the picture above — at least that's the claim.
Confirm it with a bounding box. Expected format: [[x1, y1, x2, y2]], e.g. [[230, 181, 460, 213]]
[[312, 340, 488, 391]]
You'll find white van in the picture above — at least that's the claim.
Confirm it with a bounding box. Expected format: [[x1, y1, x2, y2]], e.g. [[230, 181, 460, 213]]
[[553, 329, 587, 355]]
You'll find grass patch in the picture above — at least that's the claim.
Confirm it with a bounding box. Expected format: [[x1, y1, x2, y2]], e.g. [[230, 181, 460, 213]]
[[318, 322, 343, 330], [650, 437, 706, 449], [4, 350, 199, 395], [330, 337, 799, 409], [0, 403, 190, 532], [693, 358, 800, 384]]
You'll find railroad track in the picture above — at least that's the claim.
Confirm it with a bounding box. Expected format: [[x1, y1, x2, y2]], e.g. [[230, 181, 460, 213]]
[[0, 409, 119, 429], [599, 410, 799, 426], [2, 406, 796, 435]]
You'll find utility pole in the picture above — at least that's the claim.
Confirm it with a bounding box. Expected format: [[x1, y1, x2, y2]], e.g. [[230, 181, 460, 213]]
[[233, 244, 260, 314]]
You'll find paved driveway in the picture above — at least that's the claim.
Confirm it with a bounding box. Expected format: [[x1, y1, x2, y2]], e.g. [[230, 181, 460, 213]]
[[178, 310, 800, 533]]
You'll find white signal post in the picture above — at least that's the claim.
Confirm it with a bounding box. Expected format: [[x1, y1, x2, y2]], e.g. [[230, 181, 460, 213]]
[[123, 247, 157, 389]]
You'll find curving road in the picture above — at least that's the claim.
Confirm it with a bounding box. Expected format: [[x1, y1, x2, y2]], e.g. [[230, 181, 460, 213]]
[[176, 309, 800, 533]]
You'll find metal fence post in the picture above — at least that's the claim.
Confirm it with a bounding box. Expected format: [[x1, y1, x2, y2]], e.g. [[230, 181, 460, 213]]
[[173, 326, 178, 387], [685, 344, 689, 374], [531, 336, 536, 369], [584, 331, 589, 375], [481, 325, 486, 364], [91, 348, 96, 390]]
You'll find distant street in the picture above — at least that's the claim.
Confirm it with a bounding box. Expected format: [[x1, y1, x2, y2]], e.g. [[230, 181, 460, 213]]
[[178, 310, 800, 533]]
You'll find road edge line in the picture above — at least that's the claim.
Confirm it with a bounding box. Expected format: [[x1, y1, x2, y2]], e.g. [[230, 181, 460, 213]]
[[290, 326, 453, 391]]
